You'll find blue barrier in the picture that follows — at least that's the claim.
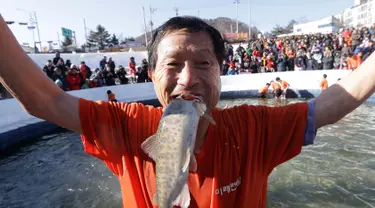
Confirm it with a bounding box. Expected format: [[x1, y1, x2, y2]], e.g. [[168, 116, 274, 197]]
[[0, 70, 366, 151]]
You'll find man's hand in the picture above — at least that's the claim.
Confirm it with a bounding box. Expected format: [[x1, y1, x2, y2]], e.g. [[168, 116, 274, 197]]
[[0, 15, 82, 133], [314, 52, 375, 129]]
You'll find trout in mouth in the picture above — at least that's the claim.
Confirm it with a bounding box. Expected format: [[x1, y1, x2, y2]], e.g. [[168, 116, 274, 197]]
[[141, 94, 216, 208]]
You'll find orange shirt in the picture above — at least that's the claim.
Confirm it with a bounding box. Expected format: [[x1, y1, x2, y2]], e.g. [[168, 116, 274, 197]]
[[348, 55, 362, 70], [79, 99, 308, 208], [279, 80, 289, 90], [108, 93, 116, 101], [258, 86, 269, 94], [320, 79, 328, 91], [271, 82, 281, 90]]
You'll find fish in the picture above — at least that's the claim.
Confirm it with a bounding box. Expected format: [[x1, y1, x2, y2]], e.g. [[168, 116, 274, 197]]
[[141, 94, 216, 208]]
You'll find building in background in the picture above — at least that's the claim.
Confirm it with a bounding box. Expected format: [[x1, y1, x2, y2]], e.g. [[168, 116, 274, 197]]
[[290, 0, 374, 36], [342, 0, 375, 28], [293, 16, 342, 34]]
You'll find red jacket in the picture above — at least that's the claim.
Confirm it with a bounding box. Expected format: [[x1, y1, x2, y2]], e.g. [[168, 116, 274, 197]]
[[66, 73, 82, 91], [252, 50, 262, 58], [80, 64, 89, 80]]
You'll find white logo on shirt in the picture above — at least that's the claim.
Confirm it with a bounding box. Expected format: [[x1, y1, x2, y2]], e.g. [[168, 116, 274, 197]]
[[215, 177, 242, 196]]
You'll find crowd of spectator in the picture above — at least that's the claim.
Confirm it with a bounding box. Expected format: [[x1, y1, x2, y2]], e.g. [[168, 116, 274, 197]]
[[222, 24, 375, 75], [2, 25, 375, 99], [42, 52, 151, 92]]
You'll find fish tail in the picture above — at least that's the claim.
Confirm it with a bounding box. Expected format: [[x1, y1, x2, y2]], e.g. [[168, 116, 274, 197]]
[[171, 183, 191, 208]]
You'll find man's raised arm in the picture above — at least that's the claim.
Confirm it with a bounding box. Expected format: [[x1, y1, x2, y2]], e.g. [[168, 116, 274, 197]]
[[0, 15, 82, 133], [314, 52, 375, 129]]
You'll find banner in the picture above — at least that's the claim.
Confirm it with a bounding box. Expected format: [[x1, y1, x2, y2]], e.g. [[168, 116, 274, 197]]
[[223, 32, 249, 41]]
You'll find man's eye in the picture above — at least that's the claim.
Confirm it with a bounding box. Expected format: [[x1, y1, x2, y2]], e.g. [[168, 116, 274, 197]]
[[167, 62, 178, 66], [198, 61, 211, 67]]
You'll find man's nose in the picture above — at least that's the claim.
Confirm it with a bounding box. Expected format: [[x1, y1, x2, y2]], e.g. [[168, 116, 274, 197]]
[[177, 62, 199, 88]]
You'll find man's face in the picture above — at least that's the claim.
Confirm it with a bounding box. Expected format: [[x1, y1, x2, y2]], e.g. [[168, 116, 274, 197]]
[[150, 30, 221, 109]]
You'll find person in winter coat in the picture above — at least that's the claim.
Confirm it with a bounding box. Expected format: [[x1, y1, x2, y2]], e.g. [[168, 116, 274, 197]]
[[108, 57, 116, 73], [266, 54, 275, 72], [92, 68, 105, 87], [353, 44, 364, 55], [66, 65, 82, 91], [99, 56, 107, 70], [128, 57, 137, 83], [103, 64, 116, 86], [305, 52, 313, 70], [333, 50, 342, 69], [322, 50, 334, 69], [65, 60, 72, 69], [89, 78, 99, 88], [341, 43, 352, 58], [79, 61, 91, 81], [52, 67, 67, 91], [43, 60, 54, 80], [137, 59, 150, 83], [116, 66, 129, 85], [252, 48, 262, 59], [52, 52, 63, 66], [249, 56, 259, 73], [276, 54, 287, 72], [227, 63, 237, 75], [348, 52, 363, 70], [312, 51, 323, 70], [222, 60, 229, 75], [286, 48, 295, 71], [294, 50, 306, 71], [56, 58, 68, 76], [233, 51, 242, 66], [351, 29, 361, 51]]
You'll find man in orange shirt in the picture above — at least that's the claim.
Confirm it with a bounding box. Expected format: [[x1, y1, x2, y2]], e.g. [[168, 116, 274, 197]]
[[1, 15, 375, 208], [258, 83, 270, 98], [320, 74, 328, 91], [107, 90, 117, 102], [276, 77, 290, 99], [269, 80, 282, 99]]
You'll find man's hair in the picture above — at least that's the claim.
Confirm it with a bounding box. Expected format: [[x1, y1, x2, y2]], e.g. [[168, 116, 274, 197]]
[[147, 16, 225, 72], [275, 77, 281, 81], [107, 90, 112, 94], [323, 74, 327, 78]]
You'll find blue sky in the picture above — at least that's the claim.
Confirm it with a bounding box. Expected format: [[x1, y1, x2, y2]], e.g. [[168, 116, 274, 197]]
[[1, 0, 354, 48]]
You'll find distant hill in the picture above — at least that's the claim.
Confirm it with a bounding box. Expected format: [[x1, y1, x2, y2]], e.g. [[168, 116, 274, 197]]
[[135, 17, 259, 44]]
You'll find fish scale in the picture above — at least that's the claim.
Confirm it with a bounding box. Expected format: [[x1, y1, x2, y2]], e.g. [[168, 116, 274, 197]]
[[141, 95, 215, 208]]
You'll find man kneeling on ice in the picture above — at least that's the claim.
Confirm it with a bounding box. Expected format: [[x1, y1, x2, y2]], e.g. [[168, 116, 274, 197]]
[[1, 15, 375, 208]]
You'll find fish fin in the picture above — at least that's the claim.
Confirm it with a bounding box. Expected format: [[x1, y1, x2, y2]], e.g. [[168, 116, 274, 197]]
[[195, 102, 207, 117], [153, 193, 158, 205], [189, 155, 197, 172], [203, 113, 216, 126], [140, 134, 158, 161], [195, 101, 217, 126], [172, 183, 191, 208], [182, 149, 191, 172]]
